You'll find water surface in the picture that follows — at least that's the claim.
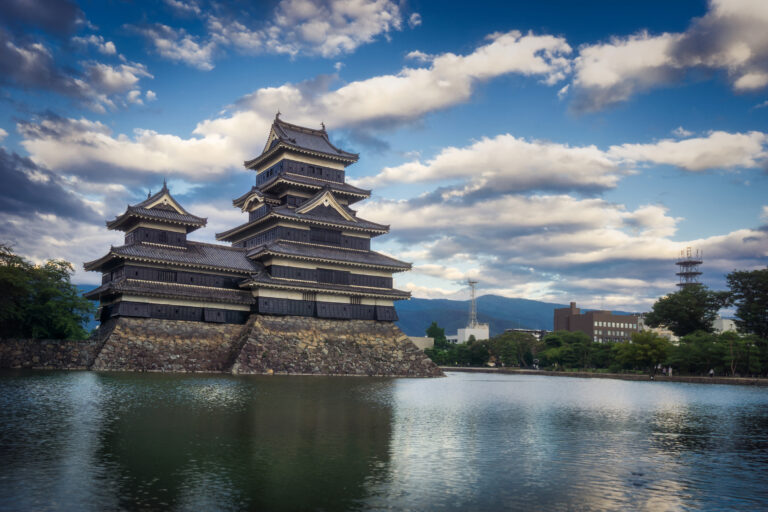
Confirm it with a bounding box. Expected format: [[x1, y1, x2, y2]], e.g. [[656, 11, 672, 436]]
[[1, 371, 767, 511]]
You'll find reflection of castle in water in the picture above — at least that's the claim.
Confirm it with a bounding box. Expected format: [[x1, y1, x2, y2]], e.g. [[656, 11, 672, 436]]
[[96, 374, 393, 510]]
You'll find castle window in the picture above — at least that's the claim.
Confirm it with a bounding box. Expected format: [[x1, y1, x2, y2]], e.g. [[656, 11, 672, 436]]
[[303, 292, 316, 301], [350, 297, 361, 305]]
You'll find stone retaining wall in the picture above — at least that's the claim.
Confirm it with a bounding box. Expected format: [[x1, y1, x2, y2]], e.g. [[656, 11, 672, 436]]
[[0, 338, 101, 369], [233, 315, 442, 377], [91, 317, 252, 372], [1, 315, 442, 377]]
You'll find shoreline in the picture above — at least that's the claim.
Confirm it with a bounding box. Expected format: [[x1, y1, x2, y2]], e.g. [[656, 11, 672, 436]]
[[440, 367, 768, 387]]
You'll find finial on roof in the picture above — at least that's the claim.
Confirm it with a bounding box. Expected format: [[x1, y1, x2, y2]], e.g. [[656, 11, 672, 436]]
[[162, 177, 168, 191], [321, 121, 326, 131], [148, 190, 151, 198], [275, 109, 281, 120]]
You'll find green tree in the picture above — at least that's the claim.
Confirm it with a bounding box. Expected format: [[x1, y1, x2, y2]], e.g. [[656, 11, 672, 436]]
[[488, 331, 541, 367], [0, 244, 94, 339], [426, 321, 449, 349], [726, 268, 768, 340], [615, 331, 670, 376], [645, 285, 728, 337]]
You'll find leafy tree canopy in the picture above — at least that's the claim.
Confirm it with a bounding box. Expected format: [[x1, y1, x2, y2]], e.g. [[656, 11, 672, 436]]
[[644, 285, 728, 337], [426, 321, 449, 349], [727, 268, 768, 340], [615, 331, 670, 375], [0, 244, 94, 339]]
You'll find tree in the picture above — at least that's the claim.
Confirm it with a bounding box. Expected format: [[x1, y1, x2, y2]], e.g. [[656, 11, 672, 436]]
[[727, 268, 768, 340], [0, 244, 94, 339], [488, 331, 541, 367], [615, 331, 670, 375], [644, 285, 728, 337], [426, 321, 449, 349]]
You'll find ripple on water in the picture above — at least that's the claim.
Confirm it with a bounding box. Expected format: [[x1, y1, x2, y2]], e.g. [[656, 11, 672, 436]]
[[1, 370, 767, 511]]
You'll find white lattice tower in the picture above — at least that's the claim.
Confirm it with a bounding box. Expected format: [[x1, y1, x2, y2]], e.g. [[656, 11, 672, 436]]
[[468, 280, 479, 328]]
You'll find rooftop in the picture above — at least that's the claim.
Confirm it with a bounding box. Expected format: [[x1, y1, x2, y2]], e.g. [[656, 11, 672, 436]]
[[244, 115, 359, 170], [84, 241, 259, 273]]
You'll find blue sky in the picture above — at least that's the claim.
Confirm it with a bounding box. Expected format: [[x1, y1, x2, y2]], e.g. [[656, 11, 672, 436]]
[[1, 0, 767, 311]]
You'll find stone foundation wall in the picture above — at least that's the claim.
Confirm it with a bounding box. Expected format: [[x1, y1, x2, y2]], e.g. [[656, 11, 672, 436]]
[[1, 315, 443, 377], [91, 317, 252, 372], [233, 315, 442, 377], [0, 338, 101, 369]]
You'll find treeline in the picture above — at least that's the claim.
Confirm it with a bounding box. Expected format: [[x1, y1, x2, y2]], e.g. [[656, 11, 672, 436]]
[[424, 267, 768, 377], [0, 245, 93, 339], [425, 329, 768, 377]]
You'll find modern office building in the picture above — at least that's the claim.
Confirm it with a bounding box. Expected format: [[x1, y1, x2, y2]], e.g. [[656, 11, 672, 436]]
[[554, 302, 639, 342]]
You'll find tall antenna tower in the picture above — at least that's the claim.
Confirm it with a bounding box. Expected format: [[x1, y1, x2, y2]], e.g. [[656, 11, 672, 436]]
[[676, 247, 703, 288], [468, 279, 479, 327]]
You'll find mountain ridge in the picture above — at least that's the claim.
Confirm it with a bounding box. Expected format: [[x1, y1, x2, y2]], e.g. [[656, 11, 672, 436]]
[[394, 295, 636, 337]]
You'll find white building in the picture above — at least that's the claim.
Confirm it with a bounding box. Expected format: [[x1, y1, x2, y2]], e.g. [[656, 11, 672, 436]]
[[448, 280, 490, 343], [713, 317, 737, 334]]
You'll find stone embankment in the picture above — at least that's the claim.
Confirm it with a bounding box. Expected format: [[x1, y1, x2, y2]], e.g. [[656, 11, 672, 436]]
[[442, 367, 768, 387], [233, 315, 442, 377], [0, 315, 442, 377]]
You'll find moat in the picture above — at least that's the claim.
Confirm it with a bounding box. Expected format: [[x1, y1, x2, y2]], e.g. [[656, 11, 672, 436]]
[[1, 371, 767, 511]]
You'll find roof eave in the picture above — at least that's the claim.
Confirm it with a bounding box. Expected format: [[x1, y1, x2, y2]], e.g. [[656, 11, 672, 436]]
[[244, 143, 358, 170]]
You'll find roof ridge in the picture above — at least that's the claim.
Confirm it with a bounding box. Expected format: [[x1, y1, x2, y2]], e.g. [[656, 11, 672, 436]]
[[274, 116, 326, 136], [186, 240, 247, 251]]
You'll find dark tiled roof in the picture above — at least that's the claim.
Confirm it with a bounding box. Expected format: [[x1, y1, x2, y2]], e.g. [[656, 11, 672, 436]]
[[106, 182, 207, 231], [215, 205, 388, 241], [245, 117, 358, 168], [259, 173, 371, 199], [241, 272, 410, 299], [107, 206, 207, 229], [232, 187, 280, 208], [273, 204, 388, 231], [247, 241, 411, 271], [85, 278, 254, 305], [84, 241, 258, 272]]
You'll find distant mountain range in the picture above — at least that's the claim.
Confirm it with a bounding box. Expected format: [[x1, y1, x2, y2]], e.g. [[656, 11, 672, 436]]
[[394, 295, 566, 337], [394, 295, 639, 337]]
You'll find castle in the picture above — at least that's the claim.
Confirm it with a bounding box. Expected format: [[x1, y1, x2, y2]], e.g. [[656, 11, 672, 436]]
[[82, 116, 440, 377]]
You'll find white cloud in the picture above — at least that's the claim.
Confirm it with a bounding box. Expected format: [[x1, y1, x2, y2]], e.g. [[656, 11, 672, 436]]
[[672, 126, 693, 137], [18, 30, 571, 180], [126, 90, 143, 105], [405, 50, 432, 63], [145, 90, 157, 101], [0, 128, 7, 142], [353, 134, 620, 194], [609, 130, 768, 171], [19, 115, 243, 179], [359, 191, 768, 310], [134, 24, 217, 70], [72, 34, 117, 55], [141, 0, 416, 69], [84, 62, 152, 94], [572, 0, 768, 111]]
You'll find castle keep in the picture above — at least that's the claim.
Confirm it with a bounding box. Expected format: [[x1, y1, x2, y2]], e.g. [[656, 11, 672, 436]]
[[80, 117, 439, 377]]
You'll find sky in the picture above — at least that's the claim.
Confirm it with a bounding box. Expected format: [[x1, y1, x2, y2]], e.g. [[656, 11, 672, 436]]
[[1, 0, 767, 312]]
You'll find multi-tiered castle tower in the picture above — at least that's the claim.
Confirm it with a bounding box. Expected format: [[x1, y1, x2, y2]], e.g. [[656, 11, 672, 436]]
[[217, 114, 410, 320], [85, 115, 414, 329]]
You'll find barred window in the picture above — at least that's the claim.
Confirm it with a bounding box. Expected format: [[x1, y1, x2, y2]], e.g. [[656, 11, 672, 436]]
[[350, 296, 361, 305], [302, 292, 317, 302]]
